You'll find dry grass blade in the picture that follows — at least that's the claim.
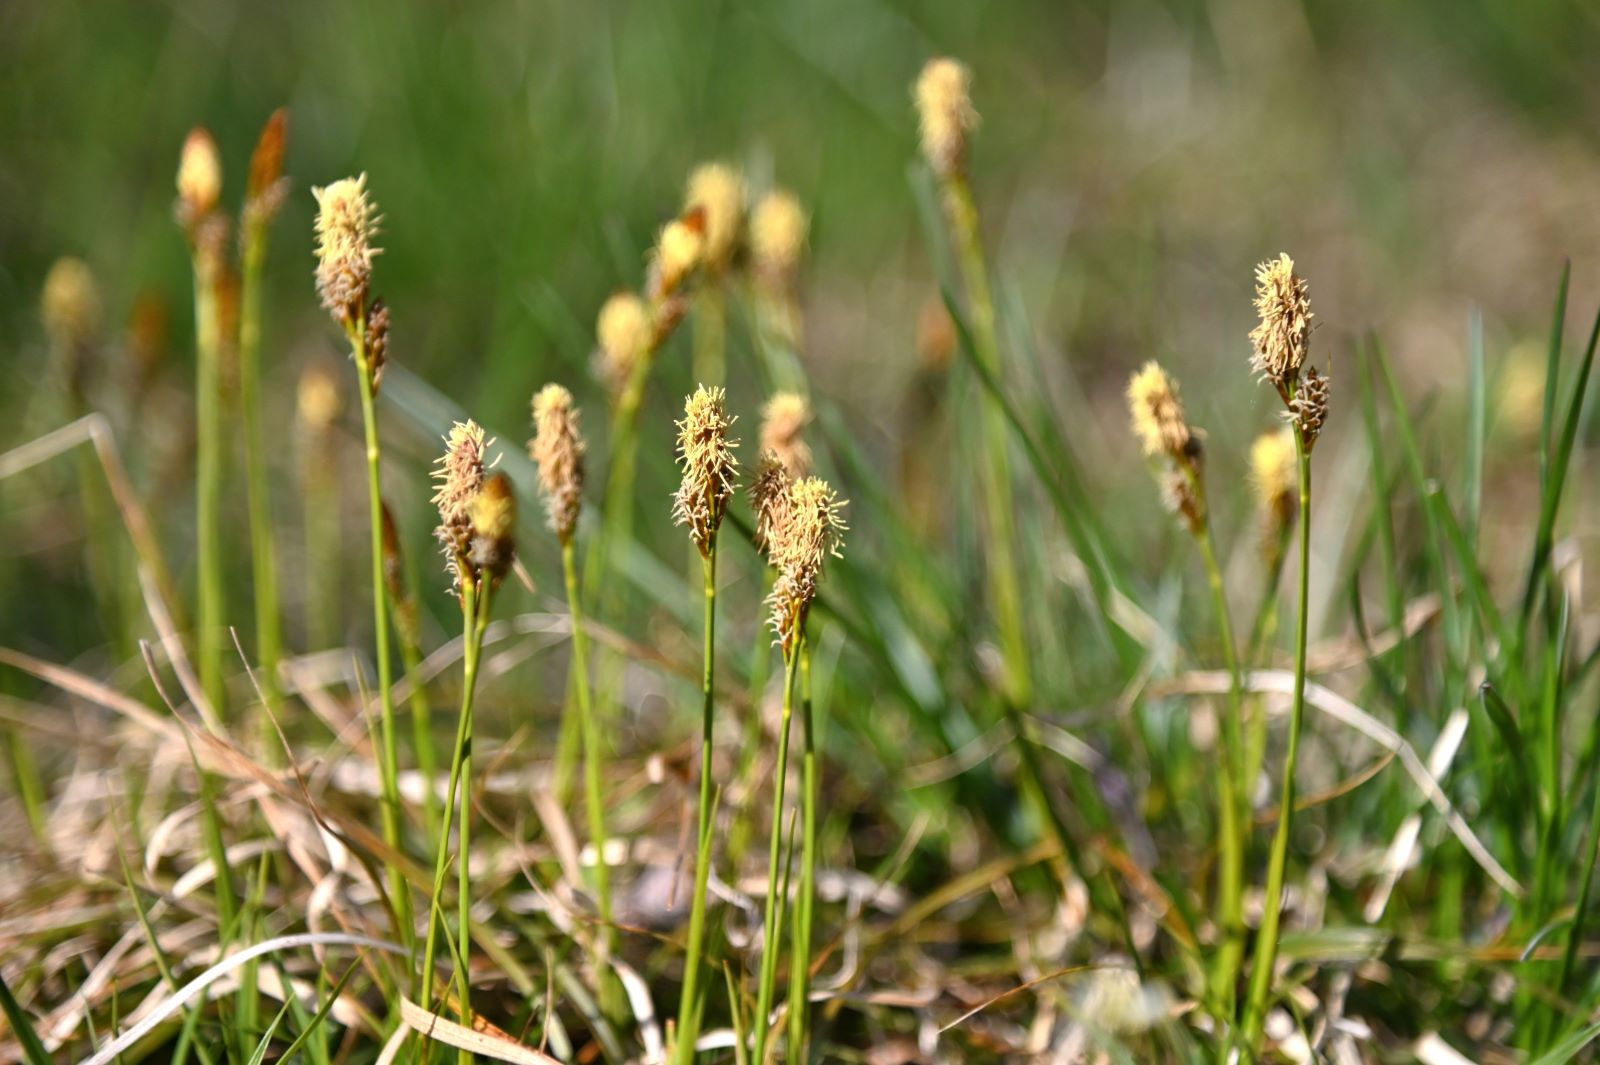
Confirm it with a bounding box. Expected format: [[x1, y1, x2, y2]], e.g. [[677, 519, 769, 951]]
[[79, 933, 405, 1065], [397, 998, 561, 1064]]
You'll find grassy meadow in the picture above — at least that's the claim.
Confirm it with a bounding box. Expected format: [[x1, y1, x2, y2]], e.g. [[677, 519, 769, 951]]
[[4, 1, 1600, 1061]]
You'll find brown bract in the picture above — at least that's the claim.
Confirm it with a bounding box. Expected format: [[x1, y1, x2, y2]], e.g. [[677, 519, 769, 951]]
[[468, 472, 517, 581]]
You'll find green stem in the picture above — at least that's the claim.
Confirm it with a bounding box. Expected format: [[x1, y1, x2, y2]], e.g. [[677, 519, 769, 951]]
[[421, 578, 489, 1036], [350, 319, 413, 954], [753, 641, 801, 1065], [944, 175, 1030, 707], [1242, 435, 1313, 1052], [192, 247, 226, 717], [457, 584, 490, 1057], [1194, 515, 1246, 1038], [239, 226, 282, 722], [565, 540, 619, 1015], [675, 543, 719, 1064], [786, 636, 817, 1062]]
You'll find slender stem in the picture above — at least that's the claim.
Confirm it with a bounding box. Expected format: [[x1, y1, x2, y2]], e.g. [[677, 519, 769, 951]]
[[421, 578, 487, 1031], [786, 635, 817, 1062], [675, 543, 719, 1064], [753, 641, 800, 1065], [192, 246, 226, 717], [1242, 434, 1313, 1051], [350, 319, 412, 953], [1194, 516, 1246, 1036], [457, 584, 490, 1056], [238, 226, 282, 721], [944, 175, 1031, 707], [565, 540, 619, 1013]]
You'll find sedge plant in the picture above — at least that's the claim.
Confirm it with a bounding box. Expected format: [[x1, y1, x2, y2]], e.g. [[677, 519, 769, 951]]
[[176, 128, 228, 716], [1126, 361, 1248, 1037], [420, 423, 513, 1043], [751, 460, 846, 1064], [529, 385, 622, 1009], [311, 173, 412, 950], [668, 385, 739, 1063], [1240, 254, 1328, 1053]]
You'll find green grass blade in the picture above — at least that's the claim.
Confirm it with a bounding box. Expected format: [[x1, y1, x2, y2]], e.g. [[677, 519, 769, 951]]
[[0, 970, 51, 1065], [1530, 1017, 1600, 1065]]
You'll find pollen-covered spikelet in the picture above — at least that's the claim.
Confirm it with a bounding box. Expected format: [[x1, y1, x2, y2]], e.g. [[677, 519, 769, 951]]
[[1249, 254, 1313, 392], [431, 419, 494, 575], [749, 450, 793, 550], [672, 385, 739, 555], [759, 392, 812, 478], [1126, 360, 1195, 461], [750, 188, 807, 286], [652, 208, 705, 299], [312, 174, 381, 323], [914, 57, 978, 178], [765, 476, 847, 649], [468, 472, 517, 581], [685, 162, 745, 272], [530, 384, 586, 544], [595, 292, 651, 395], [176, 128, 222, 228], [41, 258, 101, 352]]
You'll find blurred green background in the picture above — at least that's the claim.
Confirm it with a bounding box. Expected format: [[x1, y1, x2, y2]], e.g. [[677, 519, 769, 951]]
[[3, 0, 1599, 656]]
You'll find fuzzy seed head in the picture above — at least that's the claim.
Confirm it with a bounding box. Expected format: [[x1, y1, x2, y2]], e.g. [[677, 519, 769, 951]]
[[765, 476, 847, 648], [749, 451, 793, 550], [1126, 361, 1194, 460], [759, 391, 813, 478], [432, 420, 492, 544], [915, 57, 978, 177], [177, 128, 222, 223], [672, 385, 739, 554], [312, 174, 381, 322], [41, 257, 101, 349], [530, 384, 586, 543], [750, 188, 807, 283], [296, 362, 343, 430], [468, 472, 517, 580], [1249, 253, 1313, 388], [654, 210, 705, 297], [685, 162, 745, 271], [595, 292, 651, 394]]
